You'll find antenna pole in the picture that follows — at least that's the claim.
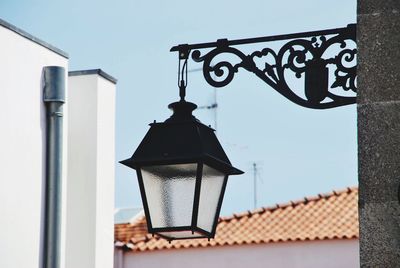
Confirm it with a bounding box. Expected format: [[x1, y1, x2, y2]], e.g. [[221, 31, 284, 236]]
[[253, 162, 257, 209], [213, 87, 217, 133]]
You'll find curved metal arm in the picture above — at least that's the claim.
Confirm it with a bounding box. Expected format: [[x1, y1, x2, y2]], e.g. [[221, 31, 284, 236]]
[[171, 24, 357, 109]]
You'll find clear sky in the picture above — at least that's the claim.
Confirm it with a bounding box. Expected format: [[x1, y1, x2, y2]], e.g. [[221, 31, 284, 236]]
[[0, 0, 357, 216]]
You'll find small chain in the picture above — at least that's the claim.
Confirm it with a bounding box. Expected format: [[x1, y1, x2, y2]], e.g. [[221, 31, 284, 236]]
[[177, 53, 189, 101]]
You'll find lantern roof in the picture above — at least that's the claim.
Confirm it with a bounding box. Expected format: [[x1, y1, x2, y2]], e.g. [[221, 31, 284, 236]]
[[120, 100, 243, 175]]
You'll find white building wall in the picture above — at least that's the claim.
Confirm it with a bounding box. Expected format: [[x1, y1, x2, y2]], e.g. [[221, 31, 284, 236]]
[[0, 22, 68, 268], [66, 72, 115, 268], [95, 74, 116, 268], [119, 240, 359, 268]]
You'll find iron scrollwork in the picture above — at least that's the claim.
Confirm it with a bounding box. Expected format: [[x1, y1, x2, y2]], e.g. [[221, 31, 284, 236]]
[[171, 24, 357, 109]]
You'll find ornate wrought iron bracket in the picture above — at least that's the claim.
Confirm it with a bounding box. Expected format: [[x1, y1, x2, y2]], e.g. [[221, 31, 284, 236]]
[[171, 24, 357, 109]]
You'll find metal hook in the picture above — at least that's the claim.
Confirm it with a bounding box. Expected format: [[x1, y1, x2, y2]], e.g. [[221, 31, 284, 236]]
[[177, 45, 190, 101]]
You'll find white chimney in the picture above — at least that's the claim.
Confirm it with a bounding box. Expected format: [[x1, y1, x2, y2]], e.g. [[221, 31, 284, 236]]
[[66, 70, 116, 268]]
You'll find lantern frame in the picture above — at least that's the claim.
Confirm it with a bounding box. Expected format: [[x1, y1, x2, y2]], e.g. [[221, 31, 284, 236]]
[[121, 100, 243, 240], [135, 162, 229, 240]]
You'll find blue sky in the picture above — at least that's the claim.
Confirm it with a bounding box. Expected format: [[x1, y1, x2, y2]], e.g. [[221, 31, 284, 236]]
[[1, 0, 357, 216]]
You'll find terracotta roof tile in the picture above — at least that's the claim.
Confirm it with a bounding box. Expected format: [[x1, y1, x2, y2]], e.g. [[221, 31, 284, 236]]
[[115, 186, 359, 252]]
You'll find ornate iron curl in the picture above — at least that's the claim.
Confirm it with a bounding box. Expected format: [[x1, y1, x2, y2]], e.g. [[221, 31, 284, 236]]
[[171, 24, 357, 109]]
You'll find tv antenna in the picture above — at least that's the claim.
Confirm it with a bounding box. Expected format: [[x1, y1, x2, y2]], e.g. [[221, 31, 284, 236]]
[[187, 64, 218, 132], [251, 162, 263, 209]]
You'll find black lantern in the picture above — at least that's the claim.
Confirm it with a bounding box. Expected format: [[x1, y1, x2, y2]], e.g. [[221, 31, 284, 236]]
[[121, 96, 243, 241]]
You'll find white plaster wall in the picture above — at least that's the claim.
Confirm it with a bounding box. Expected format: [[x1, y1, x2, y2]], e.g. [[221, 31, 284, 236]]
[[114, 247, 124, 268], [120, 240, 359, 268], [66, 74, 115, 268], [0, 24, 68, 268], [66, 74, 97, 268], [95, 75, 116, 268]]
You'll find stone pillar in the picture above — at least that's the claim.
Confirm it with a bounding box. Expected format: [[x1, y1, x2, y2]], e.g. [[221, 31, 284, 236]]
[[357, 1, 400, 266]]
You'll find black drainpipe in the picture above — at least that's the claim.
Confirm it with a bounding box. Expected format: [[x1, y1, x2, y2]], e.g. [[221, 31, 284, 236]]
[[42, 66, 65, 268]]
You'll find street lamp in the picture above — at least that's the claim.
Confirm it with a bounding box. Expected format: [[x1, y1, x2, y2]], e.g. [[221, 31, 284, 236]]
[[121, 73, 243, 240], [121, 23, 357, 241]]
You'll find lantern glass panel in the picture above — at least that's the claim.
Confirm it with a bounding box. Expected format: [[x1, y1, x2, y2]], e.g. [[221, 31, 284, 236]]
[[197, 164, 226, 232], [141, 163, 197, 228]]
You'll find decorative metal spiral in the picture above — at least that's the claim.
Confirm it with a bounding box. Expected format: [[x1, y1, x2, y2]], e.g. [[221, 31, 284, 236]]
[[184, 24, 357, 109]]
